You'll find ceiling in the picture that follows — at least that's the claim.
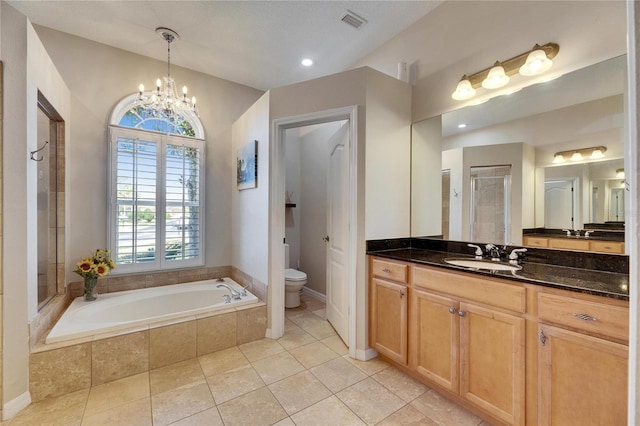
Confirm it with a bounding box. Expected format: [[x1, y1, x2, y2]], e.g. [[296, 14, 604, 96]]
[[9, 0, 442, 91]]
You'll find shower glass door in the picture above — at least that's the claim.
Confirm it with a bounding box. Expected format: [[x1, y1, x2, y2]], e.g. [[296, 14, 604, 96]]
[[470, 165, 511, 245]]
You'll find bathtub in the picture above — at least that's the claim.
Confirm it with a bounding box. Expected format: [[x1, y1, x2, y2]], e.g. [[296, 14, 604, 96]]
[[46, 277, 258, 344]]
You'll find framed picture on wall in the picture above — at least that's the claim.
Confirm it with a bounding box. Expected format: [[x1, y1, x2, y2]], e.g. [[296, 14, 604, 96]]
[[237, 140, 258, 190]]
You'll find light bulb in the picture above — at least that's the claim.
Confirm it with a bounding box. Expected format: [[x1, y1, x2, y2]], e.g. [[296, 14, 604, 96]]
[[451, 77, 476, 100], [570, 152, 583, 161], [552, 154, 565, 164], [138, 84, 145, 93], [616, 169, 625, 178], [301, 58, 313, 67], [519, 49, 553, 76], [590, 148, 605, 159], [482, 63, 509, 89], [191, 96, 196, 106], [156, 78, 162, 89], [182, 86, 188, 95]]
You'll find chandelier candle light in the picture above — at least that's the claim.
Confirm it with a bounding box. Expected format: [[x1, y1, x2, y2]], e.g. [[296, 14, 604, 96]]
[[137, 27, 199, 118], [452, 42, 559, 101]]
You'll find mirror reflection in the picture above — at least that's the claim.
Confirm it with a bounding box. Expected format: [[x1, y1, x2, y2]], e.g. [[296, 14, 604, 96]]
[[411, 55, 626, 252]]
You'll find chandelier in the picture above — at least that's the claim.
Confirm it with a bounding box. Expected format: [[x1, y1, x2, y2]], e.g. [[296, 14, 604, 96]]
[[137, 27, 199, 118]]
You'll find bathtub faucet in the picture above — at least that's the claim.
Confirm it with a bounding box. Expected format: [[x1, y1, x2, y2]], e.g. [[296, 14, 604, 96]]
[[217, 283, 242, 300]]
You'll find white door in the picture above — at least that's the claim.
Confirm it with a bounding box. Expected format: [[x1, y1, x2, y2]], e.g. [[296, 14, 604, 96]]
[[326, 122, 350, 344], [545, 179, 574, 229]]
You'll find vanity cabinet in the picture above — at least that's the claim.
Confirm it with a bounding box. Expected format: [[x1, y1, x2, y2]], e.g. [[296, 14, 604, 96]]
[[369, 258, 409, 365], [523, 236, 624, 254], [537, 290, 628, 426], [411, 266, 525, 426]]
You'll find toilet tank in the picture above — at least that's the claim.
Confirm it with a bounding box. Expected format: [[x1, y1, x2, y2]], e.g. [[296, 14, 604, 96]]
[[284, 243, 290, 269]]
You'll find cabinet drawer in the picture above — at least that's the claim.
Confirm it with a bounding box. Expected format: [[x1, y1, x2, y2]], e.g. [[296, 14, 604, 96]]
[[589, 240, 624, 254], [538, 293, 628, 340], [524, 237, 548, 247], [548, 238, 590, 251], [371, 258, 408, 283], [412, 266, 526, 313]]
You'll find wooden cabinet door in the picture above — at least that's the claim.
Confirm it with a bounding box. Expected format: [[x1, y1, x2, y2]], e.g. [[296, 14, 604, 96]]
[[548, 238, 590, 251], [459, 303, 525, 426], [538, 324, 628, 426], [410, 289, 459, 392], [370, 278, 408, 364]]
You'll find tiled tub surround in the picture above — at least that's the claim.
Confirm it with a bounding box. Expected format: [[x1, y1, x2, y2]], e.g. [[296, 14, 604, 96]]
[[46, 278, 258, 344], [367, 237, 629, 300], [30, 300, 267, 402]]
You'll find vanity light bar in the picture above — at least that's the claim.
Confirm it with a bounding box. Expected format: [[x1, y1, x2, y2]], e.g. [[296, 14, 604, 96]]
[[452, 42, 559, 101], [552, 146, 607, 164]]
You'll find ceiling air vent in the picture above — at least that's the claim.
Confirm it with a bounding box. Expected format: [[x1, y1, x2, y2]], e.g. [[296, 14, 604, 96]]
[[341, 10, 367, 30]]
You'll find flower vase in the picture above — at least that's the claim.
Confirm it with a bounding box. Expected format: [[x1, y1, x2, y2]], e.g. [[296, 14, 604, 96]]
[[84, 277, 98, 301]]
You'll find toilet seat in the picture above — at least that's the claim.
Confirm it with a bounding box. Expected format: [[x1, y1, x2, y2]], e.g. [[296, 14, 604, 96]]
[[285, 268, 307, 281]]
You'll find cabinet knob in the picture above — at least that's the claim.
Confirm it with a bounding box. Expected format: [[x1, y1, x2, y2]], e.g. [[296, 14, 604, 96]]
[[458, 310, 466, 317], [382, 268, 391, 273], [449, 306, 457, 314], [573, 313, 597, 322], [399, 291, 405, 299]]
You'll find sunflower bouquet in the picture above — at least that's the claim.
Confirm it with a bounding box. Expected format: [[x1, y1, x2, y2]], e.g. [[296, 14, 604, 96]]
[[74, 249, 116, 278]]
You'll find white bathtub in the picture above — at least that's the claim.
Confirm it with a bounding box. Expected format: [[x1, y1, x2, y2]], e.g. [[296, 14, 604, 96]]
[[46, 277, 258, 344]]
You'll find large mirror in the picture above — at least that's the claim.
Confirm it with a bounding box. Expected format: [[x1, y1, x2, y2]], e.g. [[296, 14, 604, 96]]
[[411, 54, 626, 251]]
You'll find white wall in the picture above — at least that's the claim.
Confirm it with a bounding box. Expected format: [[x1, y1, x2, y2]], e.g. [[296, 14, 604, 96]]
[[442, 148, 463, 240], [284, 129, 301, 269], [231, 93, 270, 285], [33, 26, 264, 275]]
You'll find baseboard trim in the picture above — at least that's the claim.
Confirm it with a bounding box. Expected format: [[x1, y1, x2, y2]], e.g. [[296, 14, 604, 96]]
[[353, 347, 378, 361], [3, 391, 31, 420], [302, 286, 326, 303]]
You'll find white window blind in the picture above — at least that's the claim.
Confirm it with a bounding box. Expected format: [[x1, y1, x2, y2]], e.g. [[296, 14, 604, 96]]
[[109, 127, 205, 273]]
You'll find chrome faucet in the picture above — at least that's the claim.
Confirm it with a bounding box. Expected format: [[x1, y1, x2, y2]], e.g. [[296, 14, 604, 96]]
[[217, 283, 242, 300], [467, 244, 483, 258], [509, 248, 527, 261]]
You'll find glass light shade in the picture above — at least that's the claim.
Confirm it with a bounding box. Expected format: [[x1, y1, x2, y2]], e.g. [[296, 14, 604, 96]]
[[482, 64, 509, 89], [138, 84, 145, 93], [570, 152, 583, 161], [552, 153, 565, 164], [519, 49, 553, 76], [451, 78, 476, 100], [590, 148, 605, 159], [616, 169, 625, 178]]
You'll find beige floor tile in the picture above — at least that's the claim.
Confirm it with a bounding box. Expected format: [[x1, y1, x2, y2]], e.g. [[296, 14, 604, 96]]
[[198, 346, 249, 376], [300, 295, 326, 311], [277, 326, 317, 350], [312, 308, 326, 318], [81, 397, 151, 426], [252, 351, 306, 385], [272, 418, 296, 426], [344, 354, 390, 376], [206, 364, 265, 404], [288, 312, 327, 329], [84, 372, 150, 417], [373, 367, 428, 403], [304, 321, 338, 339], [151, 381, 215, 426], [217, 387, 287, 426], [238, 337, 285, 362], [289, 341, 340, 368], [9, 388, 88, 426], [284, 318, 301, 331], [410, 389, 482, 426], [268, 371, 332, 415], [309, 357, 368, 393], [150, 358, 205, 395], [167, 407, 224, 426], [376, 404, 437, 426], [321, 335, 349, 355], [290, 395, 365, 426], [336, 378, 406, 426]]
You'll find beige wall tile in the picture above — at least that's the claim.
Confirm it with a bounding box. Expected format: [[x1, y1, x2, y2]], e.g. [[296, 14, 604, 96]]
[[29, 343, 91, 401], [149, 321, 196, 370], [236, 305, 267, 345], [92, 331, 149, 386], [197, 312, 236, 356]]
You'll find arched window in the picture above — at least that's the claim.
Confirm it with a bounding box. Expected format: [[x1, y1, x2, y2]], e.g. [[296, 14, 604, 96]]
[[108, 94, 206, 273]]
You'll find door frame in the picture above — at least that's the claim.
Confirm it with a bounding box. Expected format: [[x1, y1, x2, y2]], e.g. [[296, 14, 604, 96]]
[[268, 105, 358, 359]]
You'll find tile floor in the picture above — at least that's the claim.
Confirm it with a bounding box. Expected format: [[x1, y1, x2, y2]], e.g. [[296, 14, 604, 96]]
[[8, 294, 490, 426]]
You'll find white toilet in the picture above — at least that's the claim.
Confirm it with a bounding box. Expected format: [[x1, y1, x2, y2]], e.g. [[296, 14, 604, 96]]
[[284, 244, 307, 308]]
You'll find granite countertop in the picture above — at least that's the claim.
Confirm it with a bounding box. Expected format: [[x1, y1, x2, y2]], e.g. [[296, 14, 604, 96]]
[[368, 248, 629, 301]]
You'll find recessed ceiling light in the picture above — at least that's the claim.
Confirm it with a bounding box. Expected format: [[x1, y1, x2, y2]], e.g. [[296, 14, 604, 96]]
[[301, 58, 313, 67], [458, 124, 467, 129]]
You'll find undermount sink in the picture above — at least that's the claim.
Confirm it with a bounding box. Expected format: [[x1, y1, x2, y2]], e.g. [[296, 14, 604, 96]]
[[444, 258, 522, 272]]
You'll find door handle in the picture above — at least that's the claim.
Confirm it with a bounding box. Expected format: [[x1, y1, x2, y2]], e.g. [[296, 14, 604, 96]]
[[323, 235, 330, 242]]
